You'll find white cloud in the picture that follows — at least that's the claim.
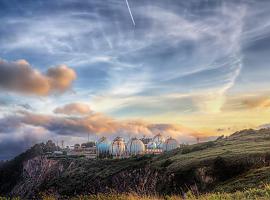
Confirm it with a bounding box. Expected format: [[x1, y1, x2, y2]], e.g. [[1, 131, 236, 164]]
[[0, 1, 268, 116]]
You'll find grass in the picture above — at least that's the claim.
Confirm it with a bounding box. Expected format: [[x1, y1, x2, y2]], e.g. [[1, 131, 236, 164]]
[[214, 166, 270, 192], [4, 184, 268, 200], [152, 128, 270, 172], [183, 184, 270, 200]]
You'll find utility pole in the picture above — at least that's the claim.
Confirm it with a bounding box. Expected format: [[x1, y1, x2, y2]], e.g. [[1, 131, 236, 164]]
[[61, 140, 64, 149]]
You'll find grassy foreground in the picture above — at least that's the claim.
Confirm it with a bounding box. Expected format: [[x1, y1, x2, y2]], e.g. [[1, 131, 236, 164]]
[[0, 184, 266, 200]]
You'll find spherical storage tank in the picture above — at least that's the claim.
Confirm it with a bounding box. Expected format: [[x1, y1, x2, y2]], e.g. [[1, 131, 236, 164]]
[[127, 138, 145, 155], [163, 137, 179, 152], [147, 141, 157, 149], [97, 137, 110, 154], [153, 133, 165, 148], [110, 137, 126, 156]]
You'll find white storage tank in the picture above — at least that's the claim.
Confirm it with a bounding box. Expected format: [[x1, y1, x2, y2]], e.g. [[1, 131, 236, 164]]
[[163, 137, 179, 152], [126, 138, 145, 155], [153, 133, 165, 149], [97, 136, 110, 155], [146, 141, 157, 149], [110, 136, 126, 157]]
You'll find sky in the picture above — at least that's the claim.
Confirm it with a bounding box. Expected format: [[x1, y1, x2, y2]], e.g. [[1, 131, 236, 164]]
[[0, 0, 270, 160]]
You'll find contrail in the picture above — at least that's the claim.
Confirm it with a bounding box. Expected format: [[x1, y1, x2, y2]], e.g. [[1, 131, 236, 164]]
[[125, 0, 135, 26]]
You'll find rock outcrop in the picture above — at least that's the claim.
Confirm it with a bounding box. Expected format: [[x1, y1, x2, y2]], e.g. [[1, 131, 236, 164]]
[[11, 156, 63, 199]]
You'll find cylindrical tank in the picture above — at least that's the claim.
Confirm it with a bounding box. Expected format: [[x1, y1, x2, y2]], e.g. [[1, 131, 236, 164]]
[[146, 141, 157, 149], [163, 137, 179, 152], [74, 144, 80, 150], [153, 133, 165, 148], [97, 137, 110, 155], [110, 137, 126, 157], [126, 138, 145, 155]]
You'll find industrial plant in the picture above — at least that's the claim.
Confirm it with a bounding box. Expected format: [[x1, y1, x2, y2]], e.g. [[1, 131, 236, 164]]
[[47, 134, 180, 159]]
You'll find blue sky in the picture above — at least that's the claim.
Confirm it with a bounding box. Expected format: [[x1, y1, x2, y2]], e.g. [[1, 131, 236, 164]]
[[0, 0, 270, 159]]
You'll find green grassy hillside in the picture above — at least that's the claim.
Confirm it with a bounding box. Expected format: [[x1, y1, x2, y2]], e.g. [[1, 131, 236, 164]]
[[1, 128, 270, 199], [152, 128, 270, 192], [154, 128, 270, 171]]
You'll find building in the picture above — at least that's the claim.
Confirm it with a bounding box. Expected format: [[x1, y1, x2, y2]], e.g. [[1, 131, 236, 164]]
[[49, 133, 180, 159], [68, 142, 97, 158]]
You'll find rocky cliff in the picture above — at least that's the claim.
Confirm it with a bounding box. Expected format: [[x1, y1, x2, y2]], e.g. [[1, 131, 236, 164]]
[[11, 156, 64, 198]]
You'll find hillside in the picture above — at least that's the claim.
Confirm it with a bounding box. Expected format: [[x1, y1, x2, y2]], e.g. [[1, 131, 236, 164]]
[[1, 128, 270, 199]]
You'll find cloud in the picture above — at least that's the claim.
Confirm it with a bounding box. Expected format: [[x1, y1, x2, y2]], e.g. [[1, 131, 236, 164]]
[[257, 123, 270, 130], [0, 124, 51, 160], [0, 109, 205, 143], [54, 103, 92, 115], [0, 1, 264, 118], [0, 115, 212, 160], [222, 94, 270, 111], [147, 123, 203, 140], [0, 59, 76, 96], [88, 2, 247, 115], [241, 96, 270, 109], [11, 111, 128, 137]]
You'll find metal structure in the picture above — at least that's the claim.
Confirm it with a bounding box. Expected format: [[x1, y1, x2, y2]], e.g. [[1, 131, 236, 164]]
[[162, 137, 179, 152], [110, 137, 126, 158], [153, 133, 165, 149], [96, 136, 110, 157], [126, 138, 145, 155], [146, 141, 157, 149]]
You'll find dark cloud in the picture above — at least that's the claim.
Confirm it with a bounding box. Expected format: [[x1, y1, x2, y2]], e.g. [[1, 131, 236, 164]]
[[0, 135, 35, 160], [0, 124, 50, 160], [0, 115, 22, 133], [0, 59, 76, 96]]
